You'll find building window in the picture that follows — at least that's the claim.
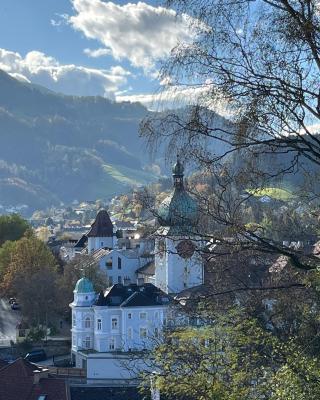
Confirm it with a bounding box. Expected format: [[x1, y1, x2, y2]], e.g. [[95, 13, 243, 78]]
[[101, 241, 104, 247], [118, 275, 122, 284], [154, 328, 159, 338], [97, 319, 102, 330], [139, 312, 147, 320], [72, 313, 76, 327], [19, 329, 25, 338], [84, 317, 91, 328], [112, 317, 118, 330], [154, 312, 159, 320], [108, 276, 113, 286], [117, 257, 122, 269], [128, 313, 132, 319], [128, 328, 132, 340], [106, 259, 112, 270], [140, 327, 147, 339], [84, 337, 91, 349], [109, 337, 115, 350]]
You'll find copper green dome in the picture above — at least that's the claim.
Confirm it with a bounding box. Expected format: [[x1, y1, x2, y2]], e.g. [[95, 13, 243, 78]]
[[172, 157, 184, 176], [74, 277, 94, 293], [158, 156, 198, 228]]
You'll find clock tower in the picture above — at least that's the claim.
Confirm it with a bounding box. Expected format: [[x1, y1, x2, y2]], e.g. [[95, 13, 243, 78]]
[[155, 156, 204, 294]]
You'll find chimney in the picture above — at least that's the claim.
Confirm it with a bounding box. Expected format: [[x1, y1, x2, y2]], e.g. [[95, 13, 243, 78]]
[[33, 369, 49, 385]]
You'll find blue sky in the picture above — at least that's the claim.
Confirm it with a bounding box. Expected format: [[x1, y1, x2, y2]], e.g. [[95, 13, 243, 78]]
[[0, 0, 194, 107]]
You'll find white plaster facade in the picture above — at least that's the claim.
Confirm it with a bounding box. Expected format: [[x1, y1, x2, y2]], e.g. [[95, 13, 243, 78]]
[[155, 234, 204, 294], [88, 235, 115, 254], [70, 282, 168, 375]]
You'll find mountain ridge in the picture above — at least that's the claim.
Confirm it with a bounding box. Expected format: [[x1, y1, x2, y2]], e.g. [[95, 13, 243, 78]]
[[0, 69, 155, 212]]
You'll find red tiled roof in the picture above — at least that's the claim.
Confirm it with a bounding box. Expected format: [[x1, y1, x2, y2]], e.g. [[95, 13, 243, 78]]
[[0, 358, 68, 400], [29, 377, 68, 400], [0, 358, 43, 377]]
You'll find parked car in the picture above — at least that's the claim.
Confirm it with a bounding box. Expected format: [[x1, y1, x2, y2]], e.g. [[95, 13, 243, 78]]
[[8, 298, 16, 305], [24, 349, 47, 363], [11, 302, 20, 310]]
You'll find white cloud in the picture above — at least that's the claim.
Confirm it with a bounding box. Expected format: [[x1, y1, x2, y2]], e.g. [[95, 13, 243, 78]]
[[0, 48, 131, 98], [83, 48, 112, 58], [70, 0, 195, 74], [116, 85, 230, 115]]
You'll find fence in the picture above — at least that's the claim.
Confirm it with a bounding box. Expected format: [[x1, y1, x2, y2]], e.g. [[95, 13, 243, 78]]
[[48, 366, 86, 378]]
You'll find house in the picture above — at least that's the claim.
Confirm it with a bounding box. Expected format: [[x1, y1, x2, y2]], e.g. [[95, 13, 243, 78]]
[[70, 278, 169, 380], [92, 247, 152, 286], [0, 358, 68, 400]]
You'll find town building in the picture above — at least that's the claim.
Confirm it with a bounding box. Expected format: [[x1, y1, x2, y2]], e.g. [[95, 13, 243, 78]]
[[87, 209, 116, 253], [0, 358, 68, 400], [70, 277, 169, 379], [155, 156, 204, 294], [70, 156, 204, 380]]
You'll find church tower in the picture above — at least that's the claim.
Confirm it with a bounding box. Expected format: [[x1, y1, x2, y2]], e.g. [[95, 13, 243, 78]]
[[87, 209, 116, 253], [155, 156, 204, 294]]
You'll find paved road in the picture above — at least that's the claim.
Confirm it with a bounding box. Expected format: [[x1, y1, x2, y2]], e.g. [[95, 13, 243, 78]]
[[37, 354, 71, 366], [0, 298, 20, 345]]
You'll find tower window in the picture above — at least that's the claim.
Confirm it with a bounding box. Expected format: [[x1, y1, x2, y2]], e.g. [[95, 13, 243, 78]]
[[84, 317, 91, 328], [118, 257, 122, 269], [128, 313, 132, 319], [72, 313, 76, 327], [97, 319, 102, 330]]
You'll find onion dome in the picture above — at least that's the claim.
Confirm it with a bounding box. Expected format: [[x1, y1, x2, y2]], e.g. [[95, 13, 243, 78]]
[[158, 155, 198, 228], [74, 277, 94, 293], [87, 209, 113, 237]]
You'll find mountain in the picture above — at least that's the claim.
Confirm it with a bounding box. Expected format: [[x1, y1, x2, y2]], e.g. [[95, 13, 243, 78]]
[[0, 70, 156, 212]]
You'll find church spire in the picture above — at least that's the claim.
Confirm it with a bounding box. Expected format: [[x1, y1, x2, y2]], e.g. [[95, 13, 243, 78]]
[[172, 154, 184, 190]]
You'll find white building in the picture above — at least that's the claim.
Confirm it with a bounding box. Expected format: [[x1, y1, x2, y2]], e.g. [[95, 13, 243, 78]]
[[70, 277, 169, 377], [93, 248, 152, 286], [87, 209, 116, 253], [155, 156, 204, 294], [70, 157, 204, 380]]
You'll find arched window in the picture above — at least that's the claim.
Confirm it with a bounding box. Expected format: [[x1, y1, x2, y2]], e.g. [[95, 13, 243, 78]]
[[84, 317, 91, 328], [97, 318, 102, 330]]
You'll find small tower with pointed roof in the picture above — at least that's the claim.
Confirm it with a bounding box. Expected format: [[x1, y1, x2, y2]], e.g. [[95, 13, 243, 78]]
[[87, 209, 116, 253], [70, 277, 96, 352], [155, 156, 204, 294]]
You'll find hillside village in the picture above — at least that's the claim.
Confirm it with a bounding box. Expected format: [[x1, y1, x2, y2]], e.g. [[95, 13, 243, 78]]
[[1, 155, 319, 399], [1, 0, 320, 399]]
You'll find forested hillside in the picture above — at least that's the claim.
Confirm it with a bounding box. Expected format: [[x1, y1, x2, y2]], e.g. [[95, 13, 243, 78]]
[[0, 70, 156, 210]]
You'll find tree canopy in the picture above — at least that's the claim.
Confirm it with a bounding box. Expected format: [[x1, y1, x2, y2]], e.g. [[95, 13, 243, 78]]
[[0, 214, 29, 247]]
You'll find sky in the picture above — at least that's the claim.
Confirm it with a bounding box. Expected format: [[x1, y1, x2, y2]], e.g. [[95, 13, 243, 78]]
[[0, 0, 195, 108]]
